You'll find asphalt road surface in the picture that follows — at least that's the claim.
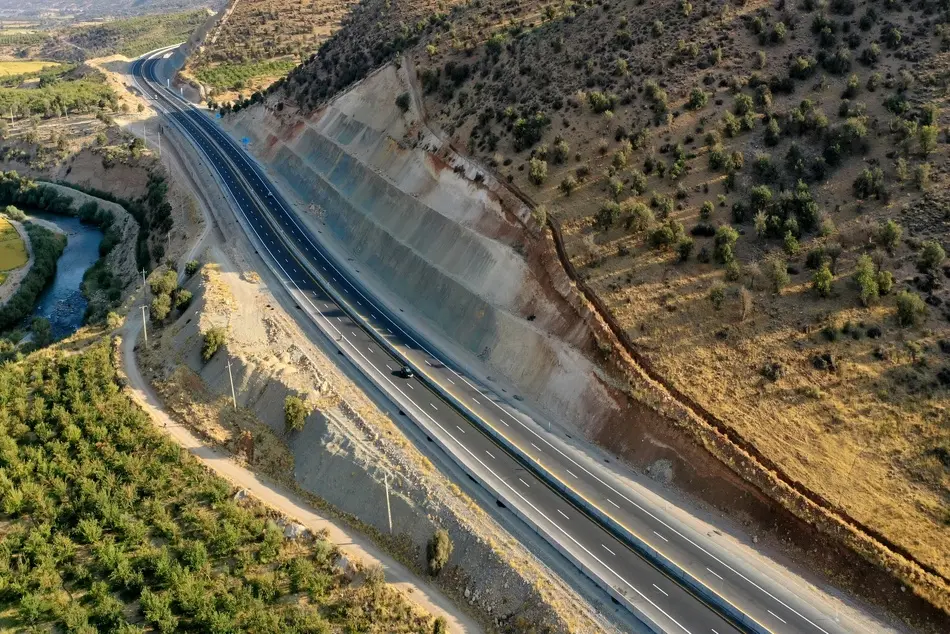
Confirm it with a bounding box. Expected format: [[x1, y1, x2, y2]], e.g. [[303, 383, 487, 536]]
[[133, 48, 859, 634]]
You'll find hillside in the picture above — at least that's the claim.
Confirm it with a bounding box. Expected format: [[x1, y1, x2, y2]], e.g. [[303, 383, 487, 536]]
[[258, 0, 950, 621], [0, 0, 223, 20], [0, 10, 210, 62], [184, 0, 357, 103]]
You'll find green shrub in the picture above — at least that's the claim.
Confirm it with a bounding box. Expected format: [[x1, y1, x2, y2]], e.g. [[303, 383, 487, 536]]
[[649, 219, 684, 250], [395, 92, 411, 112], [764, 256, 790, 293], [813, 264, 833, 297], [185, 260, 201, 276], [676, 237, 694, 262], [284, 395, 310, 432], [150, 294, 171, 322], [624, 202, 654, 233], [687, 87, 708, 110], [3, 204, 24, 220], [174, 289, 193, 309], [427, 529, 453, 575], [713, 225, 739, 264], [853, 254, 878, 306], [918, 240, 946, 275], [708, 282, 726, 310], [874, 220, 902, 253], [528, 158, 548, 186], [201, 327, 227, 361], [877, 270, 894, 295], [629, 169, 647, 195], [150, 269, 178, 296], [895, 291, 927, 328]]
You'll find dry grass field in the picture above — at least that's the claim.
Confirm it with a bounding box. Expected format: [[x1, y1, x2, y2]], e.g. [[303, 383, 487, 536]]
[[0, 60, 58, 75]]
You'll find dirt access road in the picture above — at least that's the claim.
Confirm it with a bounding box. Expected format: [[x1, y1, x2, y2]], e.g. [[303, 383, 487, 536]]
[[118, 317, 482, 634]]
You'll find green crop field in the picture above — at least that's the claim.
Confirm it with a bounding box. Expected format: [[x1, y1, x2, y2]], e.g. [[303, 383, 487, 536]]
[[0, 216, 27, 271]]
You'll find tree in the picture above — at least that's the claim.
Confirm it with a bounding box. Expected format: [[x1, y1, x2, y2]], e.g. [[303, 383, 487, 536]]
[[919, 125, 938, 156], [528, 158, 548, 186], [174, 289, 193, 309], [764, 256, 790, 293], [713, 225, 739, 264], [895, 291, 927, 327], [150, 294, 171, 322], [813, 264, 833, 298], [427, 529, 453, 575], [687, 87, 708, 110], [149, 270, 178, 296], [395, 92, 411, 112], [708, 282, 726, 310], [4, 204, 24, 221], [31, 317, 52, 347], [185, 260, 201, 276], [853, 254, 878, 306], [433, 616, 448, 634], [919, 240, 946, 275], [676, 237, 694, 262], [783, 231, 800, 256], [201, 327, 227, 361], [284, 395, 309, 432], [874, 220, 902, 254]]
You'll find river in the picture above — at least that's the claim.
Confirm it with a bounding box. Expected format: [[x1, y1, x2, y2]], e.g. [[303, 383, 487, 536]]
[[30, 213, 103, 340]]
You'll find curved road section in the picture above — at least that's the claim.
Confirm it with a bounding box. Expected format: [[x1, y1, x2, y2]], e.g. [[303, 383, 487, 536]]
[[134, 47, 860, 634]]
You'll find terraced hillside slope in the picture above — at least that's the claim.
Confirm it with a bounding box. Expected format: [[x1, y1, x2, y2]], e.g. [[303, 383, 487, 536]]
[[217, 0, 950, 627], [183, 0, 357, 104]]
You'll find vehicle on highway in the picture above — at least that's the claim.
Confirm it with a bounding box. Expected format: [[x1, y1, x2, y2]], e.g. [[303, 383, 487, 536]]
[[397, 365, 414, 379]]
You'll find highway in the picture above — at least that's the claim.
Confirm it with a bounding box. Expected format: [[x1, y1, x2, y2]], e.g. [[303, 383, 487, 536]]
[[133, 48, 858, 634]]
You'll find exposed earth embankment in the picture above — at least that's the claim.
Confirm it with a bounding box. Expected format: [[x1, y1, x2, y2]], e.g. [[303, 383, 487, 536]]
[[221, 60, 949, 629]]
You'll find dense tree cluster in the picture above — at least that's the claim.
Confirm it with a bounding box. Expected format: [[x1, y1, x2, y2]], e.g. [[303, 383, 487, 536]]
[[0, 342, 436, 633]]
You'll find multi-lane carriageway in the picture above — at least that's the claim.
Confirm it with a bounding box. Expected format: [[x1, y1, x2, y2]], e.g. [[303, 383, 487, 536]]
[[134, 47, 858, 634]]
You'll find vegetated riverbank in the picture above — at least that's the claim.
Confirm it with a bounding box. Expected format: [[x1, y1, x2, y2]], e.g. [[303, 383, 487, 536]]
[[0, 221, 64, 331], [0, 335, 441, 634], [28, 212, 102, 340]]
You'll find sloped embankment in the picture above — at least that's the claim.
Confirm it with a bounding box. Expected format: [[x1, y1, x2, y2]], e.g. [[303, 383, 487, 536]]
[[221, 60, 950, 627], [225, 64, 626, 434], [138, 258, 612, 633]]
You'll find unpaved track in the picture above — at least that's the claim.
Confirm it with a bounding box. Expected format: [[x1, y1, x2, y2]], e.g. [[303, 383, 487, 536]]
[[119, 285, 482, 634]]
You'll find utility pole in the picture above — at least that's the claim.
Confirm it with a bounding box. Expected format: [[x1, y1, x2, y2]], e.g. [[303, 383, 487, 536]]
[[226, 356, 237, 410], [140, 305, 148, 346], [141, 268, 147, 290], [384, 473, 393, 534]]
